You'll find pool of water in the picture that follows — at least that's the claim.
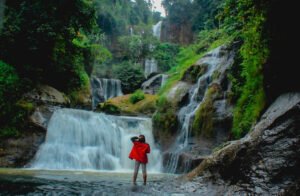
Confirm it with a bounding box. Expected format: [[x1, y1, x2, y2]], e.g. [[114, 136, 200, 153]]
[[0, 168, 186, 195]]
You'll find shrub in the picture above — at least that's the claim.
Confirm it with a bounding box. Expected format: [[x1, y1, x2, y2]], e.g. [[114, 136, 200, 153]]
[[129, 90, 145, 104], [152, 96, 178, 135]]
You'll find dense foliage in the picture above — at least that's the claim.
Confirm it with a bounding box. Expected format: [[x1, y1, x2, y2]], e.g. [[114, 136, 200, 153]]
[[0, 0, 98, 92], [219, 0, 269, 138], [0, 61, 25, 137], [162, 0, 222, 32], [0, 0, 101, 137], [129, 89, 145, 104]]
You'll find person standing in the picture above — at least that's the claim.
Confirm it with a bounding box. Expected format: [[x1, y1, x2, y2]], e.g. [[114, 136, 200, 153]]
[[129, 134, 150, 185]]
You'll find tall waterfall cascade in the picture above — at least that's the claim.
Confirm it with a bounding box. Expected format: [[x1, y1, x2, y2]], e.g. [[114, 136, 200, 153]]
[[166, 46, 227, 173], [144, 21, 162, 77], [91, 77, 123, 109], [30, 109, 162, 172]]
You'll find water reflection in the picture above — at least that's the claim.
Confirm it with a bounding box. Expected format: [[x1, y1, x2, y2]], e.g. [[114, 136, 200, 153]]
[[0, 169, 177, 195]]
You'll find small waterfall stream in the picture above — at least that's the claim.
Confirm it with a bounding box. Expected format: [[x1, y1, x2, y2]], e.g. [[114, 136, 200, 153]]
[[91, 77, 123, 109], [153, 21, 162, 39], [144, 58, 158, 77], [30, 109, 162, 172], [165, 46, 225, 173]]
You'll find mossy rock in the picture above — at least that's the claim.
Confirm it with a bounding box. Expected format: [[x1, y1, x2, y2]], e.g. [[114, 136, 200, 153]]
[[98, 102, 121, 115], [192, 83, 222, 137], [96, 94, 157, 116], [181, 63, 208, 83]]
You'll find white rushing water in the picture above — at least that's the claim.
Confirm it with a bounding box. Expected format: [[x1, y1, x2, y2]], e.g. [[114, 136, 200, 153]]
[[153, 21, 162, 39], [166, 46, 225, 173], [143, 21, 162, 77], [30, 109, 162, 173], [91, 77, 123, 109], [144, 58, 158, 78], [161, 74, 168, 87]]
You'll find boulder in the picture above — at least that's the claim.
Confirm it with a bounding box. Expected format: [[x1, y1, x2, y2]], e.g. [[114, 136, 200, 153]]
[[166, 81, 191, 105], [24, 85, 68, 129], [0, 85, 67, 167], [23, 85, 69, 105], [186, 93, 300, 195], [0, 129, 45, 167], [141, 74, 168, 95]]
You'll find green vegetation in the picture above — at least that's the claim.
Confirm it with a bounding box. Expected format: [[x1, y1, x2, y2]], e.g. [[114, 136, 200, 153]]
[[153, 96, 178, 135], [0, 0, 102, 137], [0, 0, 98, 91], [0, 61, 22, 137], [162, 0, 222, 32], [220, 0, 269, 138], [157, 0, 269, 139], [113, 62, 145, 94], [192, 84, 221, 137], [153, 42, 180, 72], [91, 0, 165, 93], [129, 90, 145, 104], [97, 94, 157, 116], [159, 28, 233, 97]]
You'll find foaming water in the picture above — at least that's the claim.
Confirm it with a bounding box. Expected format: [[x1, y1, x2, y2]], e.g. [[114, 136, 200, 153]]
[[30, 109, 162, 172]]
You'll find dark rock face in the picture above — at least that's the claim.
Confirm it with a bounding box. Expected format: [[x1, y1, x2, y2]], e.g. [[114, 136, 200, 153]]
[[161, 45, 235, 173], [160, 20, 194, 45], [141, 74, 167, 95], [186, 93, 300, 195], [0, 85, 67, 167], [0, 129, 45, 167]]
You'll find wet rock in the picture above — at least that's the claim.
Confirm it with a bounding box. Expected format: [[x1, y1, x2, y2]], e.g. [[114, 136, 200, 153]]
[[23, 85, 69, 105], [166, 81, 191, 105], [29, 105, 60, 130], [186, 93, 300, 194], [0, 130, 45, 167], [181, 64, 208, 84], [141, 74, 168, 95], [0, 85, 68, 167]]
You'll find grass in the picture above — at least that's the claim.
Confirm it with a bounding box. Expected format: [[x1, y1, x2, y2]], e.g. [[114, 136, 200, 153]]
[[97, 94, 157, 116]]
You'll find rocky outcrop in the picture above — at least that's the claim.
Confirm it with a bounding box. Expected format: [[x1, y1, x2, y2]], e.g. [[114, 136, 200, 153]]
[[0, 85, 68, 167], [160, 45, 236, 173], [23, 85, 69, 105], [166, 81, 191, 106], [0, 130, 45, 167], [24, 85, 69, 130], [141, 74, 168, 95], [184, 93, 300, 195], [96, 94, 157, 117], [160, 20, 194, 45]]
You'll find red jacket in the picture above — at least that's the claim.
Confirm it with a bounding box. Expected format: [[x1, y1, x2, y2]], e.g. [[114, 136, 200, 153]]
[[129, 141, 150, 164]]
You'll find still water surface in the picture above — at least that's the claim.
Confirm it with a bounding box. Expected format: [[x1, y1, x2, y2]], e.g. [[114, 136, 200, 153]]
[[0, 169, 184, 195]]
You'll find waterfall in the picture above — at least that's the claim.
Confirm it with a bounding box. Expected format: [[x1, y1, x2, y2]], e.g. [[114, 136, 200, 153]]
[[91, 77, 123, 109], [153, 21, 162, 39], [161, 74, 168, 87], [130, 27, 133, 36], [165, 46, 225, 173], [143, 21, 162, 77], [30, 109, 162, 172], [144, 58, 158, 78]]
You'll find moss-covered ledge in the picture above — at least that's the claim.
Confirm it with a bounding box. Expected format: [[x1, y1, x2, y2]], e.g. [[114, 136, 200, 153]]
[[95, 94, 157, 117]]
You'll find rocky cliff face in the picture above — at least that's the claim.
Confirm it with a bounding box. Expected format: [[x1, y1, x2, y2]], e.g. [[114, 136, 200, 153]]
[[180, 93, 300, 195], [157, 45, 236, 173], [0, 85, 68, 167], [160, 20, 194, 45]]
